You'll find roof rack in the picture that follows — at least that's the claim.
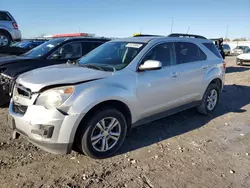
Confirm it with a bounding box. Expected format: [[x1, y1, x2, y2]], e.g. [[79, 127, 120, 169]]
[[133, 34, 164, 37], [168, 33, 207, 39], [43, 33, 95, 38]]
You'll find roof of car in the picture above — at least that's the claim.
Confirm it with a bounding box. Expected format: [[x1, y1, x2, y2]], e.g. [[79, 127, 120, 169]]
[[113, 36, 210, 44], [113, 37, 159, 43], [57, 36, 111, 41]]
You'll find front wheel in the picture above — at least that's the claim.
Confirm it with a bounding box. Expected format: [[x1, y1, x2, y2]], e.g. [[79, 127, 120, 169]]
[[197, 84, 220, 115], [75, 107, 127, 159]]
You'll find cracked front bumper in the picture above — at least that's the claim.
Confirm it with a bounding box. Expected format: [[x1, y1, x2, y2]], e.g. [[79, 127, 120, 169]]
[[9, 100, 81, 154]]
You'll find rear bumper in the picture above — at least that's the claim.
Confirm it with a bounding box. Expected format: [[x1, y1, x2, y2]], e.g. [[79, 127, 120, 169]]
[[10, 29, 22, 41], [9, 100, 81, 154]]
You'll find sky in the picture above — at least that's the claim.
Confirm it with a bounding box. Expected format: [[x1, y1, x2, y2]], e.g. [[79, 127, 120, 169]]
[[1, 0, 250, 39]]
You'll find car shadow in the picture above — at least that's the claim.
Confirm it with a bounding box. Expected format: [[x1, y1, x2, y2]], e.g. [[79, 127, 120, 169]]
[[226, 66, 250, 74], [118, 84, 250, 155]]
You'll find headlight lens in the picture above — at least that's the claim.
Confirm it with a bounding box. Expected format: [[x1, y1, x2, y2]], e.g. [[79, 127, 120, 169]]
[[36, 86, 75, 108]]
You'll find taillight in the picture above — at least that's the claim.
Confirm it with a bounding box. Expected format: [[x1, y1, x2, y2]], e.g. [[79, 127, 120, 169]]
[[12, 22, 18, 29], [223, 60, 226, 69]]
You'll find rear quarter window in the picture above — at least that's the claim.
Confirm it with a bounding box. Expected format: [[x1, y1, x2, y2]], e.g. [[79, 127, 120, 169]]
[[203, 43, 222, 58], [0, 12, 11, 21]]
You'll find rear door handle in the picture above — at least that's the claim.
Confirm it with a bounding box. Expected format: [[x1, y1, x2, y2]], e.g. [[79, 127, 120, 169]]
[[202, 65, 209, 69], [171, 72, 180, 77]]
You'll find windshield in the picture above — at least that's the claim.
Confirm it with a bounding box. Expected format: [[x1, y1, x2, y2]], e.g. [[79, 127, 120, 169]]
[[24, 38, 65, 57], [78, 41, 145, 71], [244, 49, 250, 53]]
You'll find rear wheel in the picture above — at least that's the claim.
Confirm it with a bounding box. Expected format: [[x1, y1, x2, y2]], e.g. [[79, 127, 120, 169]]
[[75, 107, 127, 159], [197, 84, 220, 115], [0, 32, 11, 47]]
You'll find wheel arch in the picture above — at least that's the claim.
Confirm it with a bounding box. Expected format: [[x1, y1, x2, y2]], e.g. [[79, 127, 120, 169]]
[[209, 78, 223, 91], [0, 28, 12, 41], [72, 99, 132, 144]]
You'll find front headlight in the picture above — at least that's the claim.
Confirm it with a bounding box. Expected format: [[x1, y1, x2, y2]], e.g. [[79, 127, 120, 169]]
[[36, 86, 75, 109]]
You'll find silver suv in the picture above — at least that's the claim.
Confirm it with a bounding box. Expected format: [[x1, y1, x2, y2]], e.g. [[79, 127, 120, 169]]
[[9, 34, 225, 159], [0, 10, 21, 46]]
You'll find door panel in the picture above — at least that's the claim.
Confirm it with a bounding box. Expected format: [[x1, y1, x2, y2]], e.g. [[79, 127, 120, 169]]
[[136, 66, 180, 119], [173, 42, 208, 105], [136, 42, 180, 119]]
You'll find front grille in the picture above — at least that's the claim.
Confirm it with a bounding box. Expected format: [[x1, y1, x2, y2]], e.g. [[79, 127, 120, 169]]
[[13, 103, 28, 115]]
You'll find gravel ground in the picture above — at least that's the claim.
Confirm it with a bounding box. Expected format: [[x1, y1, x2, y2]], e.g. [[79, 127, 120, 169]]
[[0, 56, 249, 188]]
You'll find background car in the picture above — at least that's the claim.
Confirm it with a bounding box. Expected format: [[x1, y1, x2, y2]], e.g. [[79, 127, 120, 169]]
[[0, 10, 22, 47], [0, 35, 110, 106], [236, 48, 250, 65], [210, 38, 225, 59], [232, 45, 249, 55], [222, 44, 231, 56], [0, 39, 48, 56]]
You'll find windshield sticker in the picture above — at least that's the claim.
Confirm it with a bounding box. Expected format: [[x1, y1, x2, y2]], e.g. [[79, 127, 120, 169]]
[[126, 43, 143, 48], [47, 44, 55, 48]]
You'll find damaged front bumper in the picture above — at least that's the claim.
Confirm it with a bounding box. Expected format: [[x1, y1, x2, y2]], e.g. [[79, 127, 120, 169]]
[[8, 100, 81, 154]]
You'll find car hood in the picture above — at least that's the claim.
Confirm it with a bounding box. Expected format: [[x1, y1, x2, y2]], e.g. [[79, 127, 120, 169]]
[[17, 64, 113, 92], [238, 53, 250, 60], [0, 55, 33, 66]]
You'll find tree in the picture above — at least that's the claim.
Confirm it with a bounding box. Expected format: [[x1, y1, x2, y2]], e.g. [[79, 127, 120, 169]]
[[233, 37, 247, 41], [224, 38, 230, 42]]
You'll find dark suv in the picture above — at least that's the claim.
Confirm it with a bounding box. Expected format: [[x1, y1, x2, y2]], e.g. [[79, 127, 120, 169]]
[[0, 37, 110, 105]]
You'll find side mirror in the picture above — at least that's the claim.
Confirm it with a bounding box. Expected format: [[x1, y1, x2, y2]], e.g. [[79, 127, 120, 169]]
[[139, 60, 162, 71]]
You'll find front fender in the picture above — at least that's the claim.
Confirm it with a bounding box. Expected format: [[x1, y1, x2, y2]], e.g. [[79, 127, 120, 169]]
[[64, 83, 138, 144], [67, 83, 138, 121], [72, 84, 135, 113]]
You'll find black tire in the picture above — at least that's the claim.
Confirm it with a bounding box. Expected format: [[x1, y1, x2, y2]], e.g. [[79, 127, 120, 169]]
[[0, 31, 11, 47], [197, 84, 220, 115], [75, 107, 127, 159]]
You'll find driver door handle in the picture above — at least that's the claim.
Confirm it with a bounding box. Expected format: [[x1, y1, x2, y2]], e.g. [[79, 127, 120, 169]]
[[171, 72, 180, 77]]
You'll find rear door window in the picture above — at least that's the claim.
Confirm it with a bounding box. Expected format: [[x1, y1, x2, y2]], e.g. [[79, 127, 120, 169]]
[[0, 12, 11, 21], [175, 42, 207, 64], [203, 43, 222, 58]]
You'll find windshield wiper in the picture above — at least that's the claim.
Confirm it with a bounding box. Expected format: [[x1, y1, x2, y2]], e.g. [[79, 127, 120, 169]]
[[77, 64, 106, 71]]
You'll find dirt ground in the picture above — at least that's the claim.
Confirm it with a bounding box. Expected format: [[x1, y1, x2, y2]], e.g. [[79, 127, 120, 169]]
[[0, 56, 249, 188]]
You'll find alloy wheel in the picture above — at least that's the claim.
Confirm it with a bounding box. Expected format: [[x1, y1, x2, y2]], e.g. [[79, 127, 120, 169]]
[[206, 89, 218, 111], [91, 117, 121, 152], [0, 35, 9, 46]]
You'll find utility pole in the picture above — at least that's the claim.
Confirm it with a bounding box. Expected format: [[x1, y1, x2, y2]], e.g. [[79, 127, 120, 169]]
[[170, 17, 174, 33], [225, 25, 228, 40], [186, 26, 190, 34]]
